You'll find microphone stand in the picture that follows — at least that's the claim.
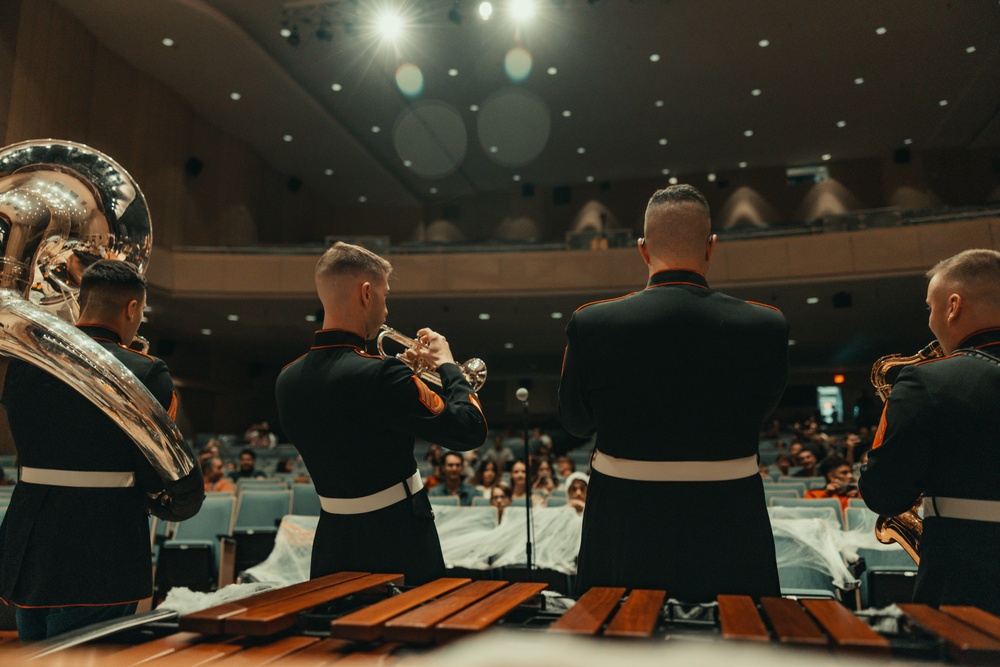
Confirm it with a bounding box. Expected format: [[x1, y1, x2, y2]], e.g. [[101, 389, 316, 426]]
[[520, 393, 533, 581]]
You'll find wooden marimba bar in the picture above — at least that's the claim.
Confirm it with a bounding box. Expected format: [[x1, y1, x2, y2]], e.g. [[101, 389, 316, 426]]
[[8, 572, 1000, 664]]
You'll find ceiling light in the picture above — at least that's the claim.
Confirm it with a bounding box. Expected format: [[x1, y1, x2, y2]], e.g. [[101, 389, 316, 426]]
[[649, 54, 661, 62], [586, 176, 595, 182], [966, 46, 976, 54], [758, 39, 770, 47], [229, 92, 241, 101], [161, 37, 175, 47], [738, 161, 748, 168], [305, 314, 317, 323], [822, 153, 832, 160], [376, 9, 405, 41], [577, 147, 586, 154], [551, 312, 563, 319], [279, 28, 292, 38], [836, 120, 846, 128], [227, 314, 240, 322], [504, 342, 514, 350], [744, 130, 754, 137], [854, 77, 864, 85], [489, 145, 499, 153], [324, 168, 334, 176], [448, 68, 459, 77], [661, 168, 670, 175], [470, 104, 479, 112], [358, 196, 367, 203], [283, 134, 293, 142], [655, 100, 664, 107], [513, 174, 521, 181], [668, 177, 678, 185], [478, 313, 491, 320], [429, 187, 438, 194], [509, 0, 536, 22], [806, 297, 819, 304], [939, 99, 948, 106], [707, 173, 717, 182], [788, 339, 797, 346], [200, 328, 212, 336], [403, 159, 413, 167], [875, 27, 887, 35], [658, 138, 668, 146], [479, 2, 493, 20], [547, 67, 557, 75], [903, 138, 913, 145], [371, 125, 380, 133], [331, 83, 343, 92], [562, 110, 571, 117], [751, 88, 762, 96]]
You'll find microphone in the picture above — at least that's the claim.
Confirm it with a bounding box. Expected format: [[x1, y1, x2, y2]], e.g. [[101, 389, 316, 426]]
[[516, 387, 529, 405]]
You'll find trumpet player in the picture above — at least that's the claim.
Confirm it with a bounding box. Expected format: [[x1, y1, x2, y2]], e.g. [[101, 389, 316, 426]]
[[860, 249, 1000, 615], [275, 242, 487, 585]]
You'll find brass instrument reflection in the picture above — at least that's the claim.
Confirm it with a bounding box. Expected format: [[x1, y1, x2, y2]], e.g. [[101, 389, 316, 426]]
[[377, 324, 487, 392]]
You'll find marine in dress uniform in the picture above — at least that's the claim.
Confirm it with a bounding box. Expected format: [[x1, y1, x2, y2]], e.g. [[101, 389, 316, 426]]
[[0, 261, 203, 640], [559, 185, 788, 601], [275, 243, 487, 585], [860, 249, 1000, 615]]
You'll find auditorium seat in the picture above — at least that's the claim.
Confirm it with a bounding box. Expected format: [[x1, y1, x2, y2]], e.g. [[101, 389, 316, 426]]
[[764, 487, 801, 502], [471, 496, 493, 507], [549, 489, 567, 499], [236, 479, 288, 494], [769, 499, 844, 528], [546, 496, 568, 508], [157, 494, 236, 596], [234, 489, 293, 531], [428, 496, 461, 507], [291, 483, 321, 516], [847, 498, 870, 509]]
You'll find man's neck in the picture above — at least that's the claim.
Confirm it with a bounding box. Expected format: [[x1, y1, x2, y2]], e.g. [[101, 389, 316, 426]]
[[446, 478, 462, 493]]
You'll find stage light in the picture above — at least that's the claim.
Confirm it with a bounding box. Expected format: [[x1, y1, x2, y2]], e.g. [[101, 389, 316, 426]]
[[479, 2, 493, 20], [510, 0, 536, 22], [833, 374, 845, 384], [377, 9, 405, 41]]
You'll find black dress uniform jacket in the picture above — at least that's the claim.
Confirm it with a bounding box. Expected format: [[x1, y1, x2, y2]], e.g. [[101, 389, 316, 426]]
[[559, 269, 788, 601], [0, 325, 185, 607], [275, 329, 487, 585], [860, 328, 1000, 615]]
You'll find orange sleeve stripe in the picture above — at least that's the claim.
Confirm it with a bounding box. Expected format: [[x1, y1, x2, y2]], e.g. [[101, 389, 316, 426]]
[[413, 377, 445, 415], [871, 402, 889, 449], [167, 392, 178, 420]]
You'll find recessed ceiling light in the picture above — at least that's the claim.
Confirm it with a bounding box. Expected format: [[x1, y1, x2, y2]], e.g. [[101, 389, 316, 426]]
[[939, 99, 948, 106], [577, 147, 586, 154], [562, 110, 572, 118], [305, 314, 317, 323], [547, 67, 557, 75], [448, 68, 459, 77], [586, 175, 595, 182], [836, 120, 846, 128], [806, 297, 819, 304], [512, 174, 521, 181], [200, 328, 212, 335], [358, 195, 367, 203], [504, 342, 515, 350], [478, 313, 491, 321], [875, 26, 887, 35], [227, 314, 240, 322], [283, 134, 293, 142], [822, 153, 832, 161], [658, 138, 668, 146], [229, 92, 241, 101], [661, 168, 670, 175], [738, 161, 748, 168], [854, 77, 864, 85], [470, 104, 479, 112], [324, 168, 334, 176], [649, 54, 661, 62], [371, 126, 380, 133], [788, 339, 797, 346], [654, 100, 664, 107], [751, 88, 762, 96], [668, 177, 678, 185], [161, 37, 175, 47], [707, 173, 717, 182], [489, 145, 499, 153], [429, 187, 438, 194], [758, 39, 770, 48], [744, 129, 754, 137], [331, 83, 343, 92], [903, 138, 913, 145], [966, 46, 976, 54], [403, 159, 413, 167], [279, 28, 292, 38], [551, 312, 563, 319]]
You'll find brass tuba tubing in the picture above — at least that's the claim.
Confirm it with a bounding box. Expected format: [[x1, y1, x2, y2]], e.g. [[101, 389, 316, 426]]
[[376, 324, 487, 392]]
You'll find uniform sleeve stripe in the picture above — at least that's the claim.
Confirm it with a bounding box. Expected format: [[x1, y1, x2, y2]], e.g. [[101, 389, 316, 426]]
[[167, 392, 178, 420], [413, 377, 445, 415], [871, 402, 888, 449]]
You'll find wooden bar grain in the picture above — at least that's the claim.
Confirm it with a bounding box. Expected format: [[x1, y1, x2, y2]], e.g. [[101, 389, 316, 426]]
[[434, 582, 548, 642], [548, 587, 625, 636], [329, 577, 471, 641], [224, 573, 404, 636], [900, 603, 1000, 665], [220, 634, 322, 667], [180, 571, 369, 634], [759, 597, 828, 646], [603, 589, 666, 638], [801, 599, 890, 655], [942, 606, 1000, 641], [382, 580, 508, 644], [717, 595, 770, 643]]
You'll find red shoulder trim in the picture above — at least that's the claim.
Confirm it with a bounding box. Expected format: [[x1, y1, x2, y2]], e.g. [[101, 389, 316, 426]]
[[310, 343, 359, 351], [118, 344, 156, 362], [280, 352, 308, 373], [646, 281, 708, 290], [574, 292, 635, 313], [745, 300, 782, 313], [353, 349, 383, 360], [913, 353, 958, 367]]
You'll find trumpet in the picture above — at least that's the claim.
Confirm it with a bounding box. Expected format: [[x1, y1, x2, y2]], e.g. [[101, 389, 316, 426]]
[[377, 324, 487, 392]]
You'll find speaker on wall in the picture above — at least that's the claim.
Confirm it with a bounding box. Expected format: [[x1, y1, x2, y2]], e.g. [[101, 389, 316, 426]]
[[184, 157, 204, 177]]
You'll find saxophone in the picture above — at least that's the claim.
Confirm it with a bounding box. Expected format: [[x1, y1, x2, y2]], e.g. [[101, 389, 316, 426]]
[[867, 341, 943, 564]]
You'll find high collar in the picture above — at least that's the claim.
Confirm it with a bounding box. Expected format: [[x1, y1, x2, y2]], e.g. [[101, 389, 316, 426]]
[[312, 328, 366, 349], [646, 269, 709, 289], [78, 324, 123, 344], [958, 327, 1000, 351]]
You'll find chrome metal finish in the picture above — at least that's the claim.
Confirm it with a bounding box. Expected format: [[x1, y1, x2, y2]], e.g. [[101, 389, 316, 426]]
[[377, 324, 487, 392]]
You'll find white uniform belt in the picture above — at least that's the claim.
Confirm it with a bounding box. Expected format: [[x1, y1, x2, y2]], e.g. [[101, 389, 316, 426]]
[[592, 450, 758, 482], [20, 467, 135, 488], [319, 471, 423, 515], [923, 496, 1000, 523]]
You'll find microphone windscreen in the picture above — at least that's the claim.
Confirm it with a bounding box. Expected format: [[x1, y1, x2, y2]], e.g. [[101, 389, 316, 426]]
[[515, 387, 529, 402]]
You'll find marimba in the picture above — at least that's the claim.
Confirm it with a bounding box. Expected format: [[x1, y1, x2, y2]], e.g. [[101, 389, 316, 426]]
[[4, 572, 1000, 665]]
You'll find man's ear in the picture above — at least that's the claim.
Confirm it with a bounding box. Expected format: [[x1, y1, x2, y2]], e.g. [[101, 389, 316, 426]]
[[125, 298, 141, 322], [360, 281, 372, 306], [705, 233, 717, 262], [946, 293, 962, 324], [637, 238, 650, 266]]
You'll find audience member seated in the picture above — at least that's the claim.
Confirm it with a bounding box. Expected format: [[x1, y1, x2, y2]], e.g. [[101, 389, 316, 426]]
[[509, 459, 529, 501], [758, 462, 771, 479], [531, 457, 558, 496], [472, 459, 500, 498], [528, 427, 553, 458], [245, 421, 277, 448], [805, 454, 860, 510], [481, 434, 514, 472], [198, 441, 221, 468], [203, 456, 235, 494], [491, 482, 513, 521], [0, 466, 13, 486], [775, 453, 793, 477], [229, 448, 268, 483], [565, 472, 589, 515], [554, 455, 575, 483], [275, 458, 295, 474], [793, 444, 821, 477], [428, 451, 477, 506]]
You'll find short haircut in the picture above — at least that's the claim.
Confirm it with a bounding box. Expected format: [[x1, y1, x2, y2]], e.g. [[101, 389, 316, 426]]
[[646, 184, 711, 217], [79, 259, 146, 313], [819, 454, 850, 480], [927, 249, 1000, 308], [316, 242, 392, 282], [201, 456, 221, 474], [239, 448, 256, 460], [443, 451, 463, 465]]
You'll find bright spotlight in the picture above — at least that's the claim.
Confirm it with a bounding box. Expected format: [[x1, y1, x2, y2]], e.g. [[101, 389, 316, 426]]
[[510, 0, 535, 22], [377, 9, 405, 41], [479, 2, 493, 20]]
